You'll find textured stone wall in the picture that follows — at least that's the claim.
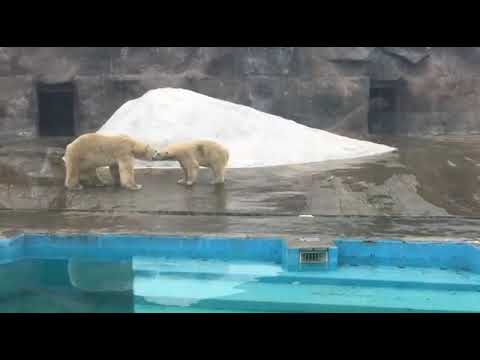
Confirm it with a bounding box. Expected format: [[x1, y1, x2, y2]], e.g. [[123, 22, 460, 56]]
[[0, 47, 479, 139]]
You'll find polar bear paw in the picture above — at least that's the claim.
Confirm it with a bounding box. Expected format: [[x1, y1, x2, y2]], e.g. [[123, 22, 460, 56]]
[[66, 184, 83, 191], [126, 184, 143, 191]]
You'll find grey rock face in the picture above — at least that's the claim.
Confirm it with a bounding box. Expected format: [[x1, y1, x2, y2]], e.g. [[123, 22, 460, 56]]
[[0, 47, 479, 138], [381, 47, 430, 64]]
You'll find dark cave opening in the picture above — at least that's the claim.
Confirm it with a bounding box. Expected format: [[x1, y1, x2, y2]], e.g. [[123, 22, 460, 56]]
[[37, 82, 76, 137]]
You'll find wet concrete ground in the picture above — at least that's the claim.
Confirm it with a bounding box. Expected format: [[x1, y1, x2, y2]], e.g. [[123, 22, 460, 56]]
[[0, 135, 479, 242]]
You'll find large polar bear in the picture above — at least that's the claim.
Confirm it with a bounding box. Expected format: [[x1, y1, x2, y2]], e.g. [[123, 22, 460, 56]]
[[153, 140, 229, 186], [63, 133, 158, 191]]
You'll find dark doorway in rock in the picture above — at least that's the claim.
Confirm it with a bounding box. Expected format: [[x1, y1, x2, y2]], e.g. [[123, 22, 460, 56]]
[[37, 82, 76, 137], [368, 80, 404, 134]]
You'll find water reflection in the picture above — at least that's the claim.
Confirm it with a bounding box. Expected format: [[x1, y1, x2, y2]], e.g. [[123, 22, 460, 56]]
[[0, 259, 133, 313], [133, 257, 281, 309], [68, 258, 133, 292]]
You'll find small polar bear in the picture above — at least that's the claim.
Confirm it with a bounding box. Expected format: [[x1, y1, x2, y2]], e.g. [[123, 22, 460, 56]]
[[153, 140, 229, 186], [63, 133, 158, 191]]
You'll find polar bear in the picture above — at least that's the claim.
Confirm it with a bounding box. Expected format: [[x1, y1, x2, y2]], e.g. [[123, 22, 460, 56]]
[[63, 133, 158, 191], [153, 140, 229, 186]]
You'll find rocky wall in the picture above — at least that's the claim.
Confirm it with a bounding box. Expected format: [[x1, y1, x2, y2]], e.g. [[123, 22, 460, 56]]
[[0, 47, 479, 138]]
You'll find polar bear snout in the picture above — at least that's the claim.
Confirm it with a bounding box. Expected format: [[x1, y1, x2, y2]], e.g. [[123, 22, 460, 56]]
[[151, 150, 162, 160], [152, 150, 171, 161], [139, 145, 160, 161]]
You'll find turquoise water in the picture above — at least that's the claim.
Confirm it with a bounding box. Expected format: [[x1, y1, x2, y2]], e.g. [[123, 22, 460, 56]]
[[1, 256, 480, 312]]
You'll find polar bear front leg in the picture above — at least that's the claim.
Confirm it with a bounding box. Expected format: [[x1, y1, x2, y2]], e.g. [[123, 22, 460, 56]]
[[188, 165, 199, 186], [209, 163, 226, 185], [177, 161, 188, 185], [64, 158, 83, 191], [118, 158, 142, 190], [179, 157, 199, 186]]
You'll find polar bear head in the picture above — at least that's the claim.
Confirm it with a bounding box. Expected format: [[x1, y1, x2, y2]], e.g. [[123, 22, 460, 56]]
[[152, 148, 176, 161], [133, 143, 159, 161]]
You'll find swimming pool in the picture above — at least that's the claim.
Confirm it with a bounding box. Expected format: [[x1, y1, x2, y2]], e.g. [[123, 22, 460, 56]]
[[1, 233, 480, 312]]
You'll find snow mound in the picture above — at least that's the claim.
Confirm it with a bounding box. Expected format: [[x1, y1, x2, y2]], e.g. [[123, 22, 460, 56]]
[[97, 88, 395, 168]]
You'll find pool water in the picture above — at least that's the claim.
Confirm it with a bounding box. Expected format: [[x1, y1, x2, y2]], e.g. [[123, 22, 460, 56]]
[[1, 255, 480, 313]]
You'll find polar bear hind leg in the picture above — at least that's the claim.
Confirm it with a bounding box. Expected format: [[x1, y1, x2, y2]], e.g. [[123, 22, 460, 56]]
[[109, 163, 121, 186], [85, 168, 105, 187]]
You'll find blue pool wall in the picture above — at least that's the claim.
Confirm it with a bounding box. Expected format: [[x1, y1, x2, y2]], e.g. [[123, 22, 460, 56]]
[[0, 233, 338, 271], [0, 233, 285, 263], [1, 233, 480, 273], [336, 239, 480, 273]]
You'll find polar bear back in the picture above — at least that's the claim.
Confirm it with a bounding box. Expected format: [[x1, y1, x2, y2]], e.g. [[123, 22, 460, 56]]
[[164, 140, 229, 167], [64, 133, 151, 169]]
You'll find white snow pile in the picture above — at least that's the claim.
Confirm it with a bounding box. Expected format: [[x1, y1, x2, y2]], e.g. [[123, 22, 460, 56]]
[[97, 88, 396, 168]]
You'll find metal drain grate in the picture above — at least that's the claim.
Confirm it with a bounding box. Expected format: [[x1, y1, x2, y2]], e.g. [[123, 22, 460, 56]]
[[299, 249, 328, 264]]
